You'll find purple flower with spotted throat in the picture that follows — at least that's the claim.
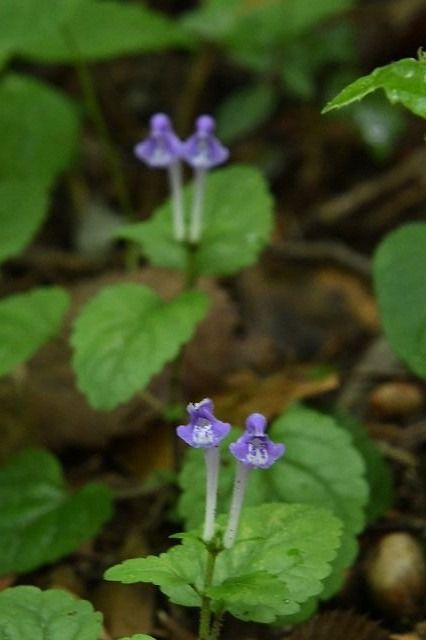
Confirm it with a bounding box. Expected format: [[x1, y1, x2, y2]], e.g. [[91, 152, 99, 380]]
[[177, 398, 230, 448], [177, 399, 230, 543], [182, 115, 229, 244], [181, 115, 229, 170], [229, 412, 285, 469], [134, 113, 185, 241], [224, 413, 285, 549], [134, 113, 182, 168]]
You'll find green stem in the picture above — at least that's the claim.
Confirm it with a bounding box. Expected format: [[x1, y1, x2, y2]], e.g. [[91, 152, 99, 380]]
[[184, 241, 199, 290], [199, 546, 218, 640], [210, 612, 224, 640], [62, 28, 138, 268], [175, 44, 216, 134]]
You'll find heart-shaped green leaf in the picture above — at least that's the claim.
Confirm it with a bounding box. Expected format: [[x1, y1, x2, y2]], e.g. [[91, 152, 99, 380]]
[[71, 283, 209, 410], [117, 165, 273, 278], [0, 586, 103, 640], [0, 449, 112, 574], [0, 286, 69, 377]]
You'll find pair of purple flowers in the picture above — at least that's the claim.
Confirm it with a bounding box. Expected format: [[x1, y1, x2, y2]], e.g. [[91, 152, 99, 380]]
[[134, 114, 229, 243], [177, 399, 285, 547]]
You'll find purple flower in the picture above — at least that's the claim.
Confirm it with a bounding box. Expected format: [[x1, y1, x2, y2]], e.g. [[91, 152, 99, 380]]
[[229, 413, 285, 469], [177, 398, 230, 448], [181, 115, 229, 169], [134, 113, 182, 168]]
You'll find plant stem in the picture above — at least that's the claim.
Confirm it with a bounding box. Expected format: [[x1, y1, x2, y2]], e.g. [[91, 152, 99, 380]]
[[168, 161, 185, 241], [210, 612, 224, 640], [223, 462, 250, 549], [199, 546, 218, 640], [203, 447, 220, 542], [189, 168, 206, 243], [62, 28, 138, 269], [176, 45, 216, 135], [64, 29, 133, 219]]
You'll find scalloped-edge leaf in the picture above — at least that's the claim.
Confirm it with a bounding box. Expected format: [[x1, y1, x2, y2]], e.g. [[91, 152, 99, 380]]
[[0, 286, 69, 377], [116, 165, 273, 278], [0, 448, 113, 574], [71, 283, 209, 410], [373, 223, 426, 379], [0, 586, 103, 640], [106, 503, 342, 624], [323, 58, 426, 118]]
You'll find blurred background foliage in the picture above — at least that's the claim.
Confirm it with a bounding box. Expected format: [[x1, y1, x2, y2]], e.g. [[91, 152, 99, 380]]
[[1, 0, 423, 269]]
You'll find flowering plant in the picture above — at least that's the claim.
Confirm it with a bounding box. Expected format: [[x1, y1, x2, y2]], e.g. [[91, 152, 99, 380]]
[[105, 399, 343, 640]]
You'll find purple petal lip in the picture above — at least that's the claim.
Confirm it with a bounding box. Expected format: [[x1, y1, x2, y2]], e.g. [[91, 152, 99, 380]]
[[181, 114, 229, 169], [229, 412, 285, 469], [134, 112, 182, 168], [176, 398, 231, 449]]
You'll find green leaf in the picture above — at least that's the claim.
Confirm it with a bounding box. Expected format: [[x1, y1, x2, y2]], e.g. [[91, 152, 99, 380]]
[[0, 179, 49, 263], [216, 84, 277, 142], [117, 165, 273, 277], [337, 412, 393, 523], [0, 449, 112, 574], [105, 537, 205, 607], [22, 1, 189, 63], [0, 586, 103, 639], [106, 503, 342, 623], [120, 636, 157, 640], [373, 223, 426, 378], [182, 0, 353, 57], [0, 73, 79, 184], [281, 22, 357, 100], [322, 58, 426, 118], [0, 286, 69, 377], [71, 283, 209, 410], [222, 0, 354, 72], [0, 0, 78, 64]]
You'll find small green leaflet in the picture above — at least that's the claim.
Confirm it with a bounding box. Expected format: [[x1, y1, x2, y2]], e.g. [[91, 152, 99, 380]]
[[117, 165, 273, 278], [0, 179, 49, 264], [106, 503, 342, 624], [22, 0, 189, 63], [373, 223, 426, 379], [322, 57, 426, 119], [0, 73, 79, 185], [0, 449, 112, 574], [0, 286, 69, 377], [0, 586, 103, 640], [71, 283, 209, 410]]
